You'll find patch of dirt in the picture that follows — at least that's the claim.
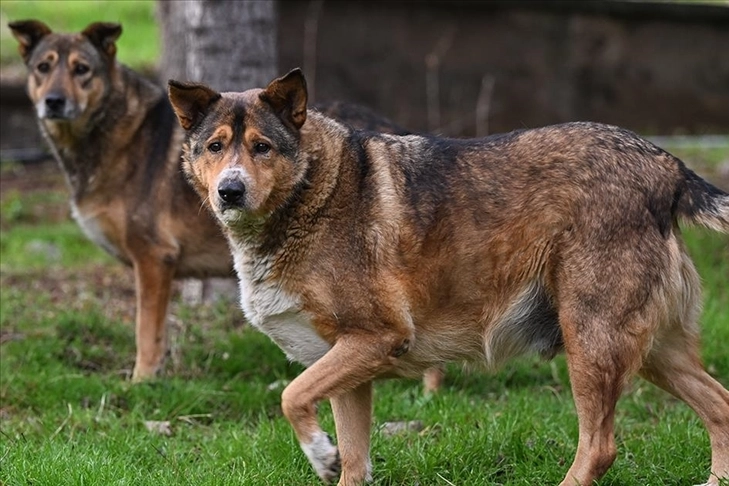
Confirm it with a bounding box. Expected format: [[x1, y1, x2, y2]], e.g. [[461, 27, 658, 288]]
[[0, 160, 70, 229], [1, 162, 140, 357], [0, 260, 244, 378], [0, 159, 64, 194], [1, 264, 137, 321]]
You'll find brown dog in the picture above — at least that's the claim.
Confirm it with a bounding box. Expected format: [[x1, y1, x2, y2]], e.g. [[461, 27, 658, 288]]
[[8, 20, 434, 387], [169, 68, 729, 486], [8, 19, 231, 381]]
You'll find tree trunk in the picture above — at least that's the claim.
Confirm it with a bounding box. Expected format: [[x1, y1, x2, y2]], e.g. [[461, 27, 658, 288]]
[[158, 0, 279, 304], [158, 0, 278, 90], [157, 0, 189, 84]]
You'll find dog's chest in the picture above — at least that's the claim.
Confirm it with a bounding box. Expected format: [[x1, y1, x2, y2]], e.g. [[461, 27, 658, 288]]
[[234, 252, 331, 367], [71, 202, 125, 260]]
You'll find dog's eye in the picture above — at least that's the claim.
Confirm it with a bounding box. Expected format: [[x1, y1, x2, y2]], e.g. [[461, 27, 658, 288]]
[[254, 142, 271, 155], [208, 142, 223, 153], [73, 64, 90, 75], [37, 62, 50, 73]]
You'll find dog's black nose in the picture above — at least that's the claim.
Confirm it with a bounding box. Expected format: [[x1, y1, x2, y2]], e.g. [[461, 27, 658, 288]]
[[45, 95, 66, 114], [218, 179, 246, 207]]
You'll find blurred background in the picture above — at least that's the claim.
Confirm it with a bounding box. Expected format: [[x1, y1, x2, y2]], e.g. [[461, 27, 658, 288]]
[[1, 0, 728, 159]]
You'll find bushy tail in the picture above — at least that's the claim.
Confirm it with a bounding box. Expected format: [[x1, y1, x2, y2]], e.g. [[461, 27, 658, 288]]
[[676, 168, 729, 233]]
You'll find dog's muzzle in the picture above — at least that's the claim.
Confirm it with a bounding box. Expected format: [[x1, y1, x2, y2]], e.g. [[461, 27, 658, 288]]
[[39, 94, 75, 120], [217, 178, 247, 210]]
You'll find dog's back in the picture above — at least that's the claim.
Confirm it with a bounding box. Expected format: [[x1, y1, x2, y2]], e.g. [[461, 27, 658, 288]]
[[286, 117, 723, 373]]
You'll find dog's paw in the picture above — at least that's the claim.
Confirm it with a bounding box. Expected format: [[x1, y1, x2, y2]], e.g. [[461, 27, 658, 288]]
[[301, 431, 341, 483], [131, 363, 160, 383]]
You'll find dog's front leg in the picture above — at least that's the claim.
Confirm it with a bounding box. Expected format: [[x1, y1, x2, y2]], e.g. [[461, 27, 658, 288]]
[[131, 256, 176, 382], [331, 382, 373, 484], [281, 333, 406, 485]]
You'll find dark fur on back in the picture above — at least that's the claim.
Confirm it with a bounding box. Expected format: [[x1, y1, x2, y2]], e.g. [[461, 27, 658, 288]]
[[314, 100, 413, 135]]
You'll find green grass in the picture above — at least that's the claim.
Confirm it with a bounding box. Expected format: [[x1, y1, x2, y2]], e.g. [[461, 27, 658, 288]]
[[0, 0, 158, 71], [1, 155, 728, 485], [0, 220, 114, 271]]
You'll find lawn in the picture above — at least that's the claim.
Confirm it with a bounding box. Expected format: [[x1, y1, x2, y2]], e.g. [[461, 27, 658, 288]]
[[0, 145, 727, 485]]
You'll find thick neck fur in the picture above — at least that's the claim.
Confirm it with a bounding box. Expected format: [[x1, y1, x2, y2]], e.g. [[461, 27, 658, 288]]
[[39, 63, 164, 201]]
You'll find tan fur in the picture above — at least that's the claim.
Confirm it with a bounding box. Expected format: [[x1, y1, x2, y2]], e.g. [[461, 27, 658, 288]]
[[170, 70, 729, 485]]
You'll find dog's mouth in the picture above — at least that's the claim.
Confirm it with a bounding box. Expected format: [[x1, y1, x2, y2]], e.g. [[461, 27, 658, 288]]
[[217, 206, 245, 226], [216, 204, 269, 236]]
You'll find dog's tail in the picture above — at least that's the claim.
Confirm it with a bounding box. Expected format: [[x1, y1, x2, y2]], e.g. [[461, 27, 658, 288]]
[[676, 166, 729, 233]]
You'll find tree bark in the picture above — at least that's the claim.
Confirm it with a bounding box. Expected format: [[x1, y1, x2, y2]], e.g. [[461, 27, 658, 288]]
[[157, 0, 189, 84], [158, 0, 279, 304], [158, 0, 278, 91]]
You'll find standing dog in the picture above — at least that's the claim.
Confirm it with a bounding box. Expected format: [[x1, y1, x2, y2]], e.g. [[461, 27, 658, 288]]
[[168, 68, 729, 486], [9, 19, 231, 381], [8, 20, 429, 386]]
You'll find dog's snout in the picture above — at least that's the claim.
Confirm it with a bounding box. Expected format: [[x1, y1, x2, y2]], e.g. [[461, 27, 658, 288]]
[[44, 95, 66, 114], [218, 179, 246, 207]]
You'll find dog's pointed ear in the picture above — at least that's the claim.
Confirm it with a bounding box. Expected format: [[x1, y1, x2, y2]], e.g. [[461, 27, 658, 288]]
[[168, 80, 221, 131], [259, 68, 308, 130], [8, 19, 52, 63], [82, 22, 122, 59]]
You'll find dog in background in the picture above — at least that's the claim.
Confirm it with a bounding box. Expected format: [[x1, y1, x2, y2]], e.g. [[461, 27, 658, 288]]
[[168, 68, 729, 486], [7, 21, 447, 389], [9, 19, 229, 382]]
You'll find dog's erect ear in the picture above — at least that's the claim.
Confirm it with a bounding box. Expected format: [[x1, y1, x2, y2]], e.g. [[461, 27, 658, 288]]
[[259, 68, 308, 130], [8, 20, 52, 63], [82, 22, 122, 59], [168, 80, 222, 131]]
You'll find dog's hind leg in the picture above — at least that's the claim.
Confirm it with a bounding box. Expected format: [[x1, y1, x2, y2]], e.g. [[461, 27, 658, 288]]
[[638, 254, 729, 486], [640, 335, 729, 486], [557, 317, 643, 486], [555, 272, 658, 486], [281, 332, 410, 485], [131, 255, 176, 382]]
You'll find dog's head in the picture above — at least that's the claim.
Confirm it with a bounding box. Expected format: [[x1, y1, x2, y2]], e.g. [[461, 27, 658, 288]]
[[8, 19, 121, 121], [168, 69, 309, 229]]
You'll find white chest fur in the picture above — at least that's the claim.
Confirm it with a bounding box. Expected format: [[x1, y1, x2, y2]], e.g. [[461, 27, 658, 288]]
[[71, 202, 122, 259], [234, 250, 331, 367]]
